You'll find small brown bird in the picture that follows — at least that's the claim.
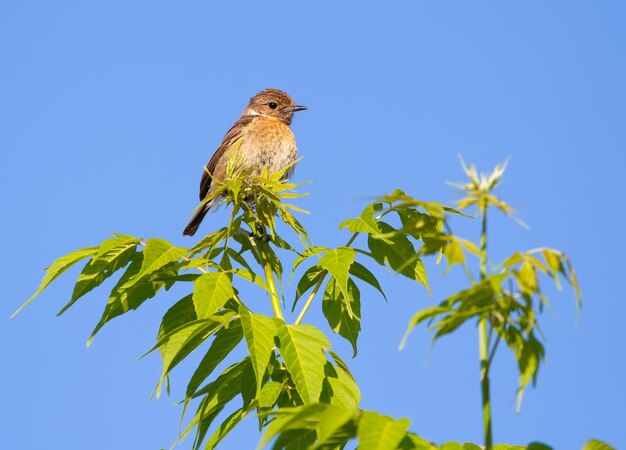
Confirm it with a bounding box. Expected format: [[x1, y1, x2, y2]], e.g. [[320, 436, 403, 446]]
[[183, 89, 307, 236]]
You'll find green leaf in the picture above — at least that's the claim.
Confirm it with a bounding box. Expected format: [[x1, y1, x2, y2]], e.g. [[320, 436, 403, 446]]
[[397, 433, 434, 450], [240, 309, 281, 394], [368, 222, 430, 293], [349, 261, 386, 300], [276, 324, 330, 404], [397, 208, 442, 241], [154, 319, 222, 398], [158, 294, 198, 339], [185, 318, 243, 401], [540, 248, 581, 306], [271, 429, 317, 450], [504, 326, 546, 412], [582, 440, 615, 450], [315, 404, 356, 448], [339, 203, 380, 235], [443, 237, 465, 271], [88, 253, 174, 345], [258, 404, 327, 450], [258, 381, 285, 409], [318, 247, 357, 316], [188, 227, 230, 257], [525, 443, 554, 450], [438, 443, 463, 450], [399, 306, 450, 350], [322, 360, 361, 410], [461, 443, 482, 450], [59, 235, 140, 315], [517, 260, 538, 295], [460, 238, 481, 257], [132, 238, 186, 284], [13, 245, 99, 316], [258, 403, 356, 450], [231, 268, 269, 292], [181, 358, 251, 448], [293, 265, 326, 312], [322, 278, 361, 357], [357, 410, 410, 450], [203, 406, 252, 450], [444, 278, 498, 309], [291, 246, 327, 277], [515, 332, 545, 411], [193, 272, 235, 319]]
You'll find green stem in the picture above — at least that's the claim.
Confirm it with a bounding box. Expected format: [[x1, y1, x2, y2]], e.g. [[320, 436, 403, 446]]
[[263, 253, 284, 321], [478, 198, 493, 450], [480, 200, 488, 281], [294, 273, 326, 325], [247, 230, 284, 321], [479, 317, 492, 450]]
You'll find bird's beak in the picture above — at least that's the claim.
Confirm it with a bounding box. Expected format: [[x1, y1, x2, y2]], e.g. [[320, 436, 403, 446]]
[[288, 105, 307, 112]]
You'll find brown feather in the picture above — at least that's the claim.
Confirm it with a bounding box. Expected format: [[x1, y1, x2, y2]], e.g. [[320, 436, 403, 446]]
[[199, 115, 255, 201]]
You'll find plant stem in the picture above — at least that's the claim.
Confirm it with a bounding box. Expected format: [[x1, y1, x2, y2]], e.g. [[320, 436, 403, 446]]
[[478, 199, 493, 450], [263, 252, 284, 320], [247, 231, 284, 321], [294, 273, 326, 325], [479, 201, 488, 281]]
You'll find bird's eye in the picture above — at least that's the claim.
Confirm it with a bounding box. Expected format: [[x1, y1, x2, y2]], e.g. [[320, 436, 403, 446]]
[[268, 102, 278, 109]]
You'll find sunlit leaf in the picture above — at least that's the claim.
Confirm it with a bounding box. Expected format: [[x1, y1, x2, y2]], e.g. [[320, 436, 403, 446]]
[[293, 265, 326, 312], [240, 308, 280, 394], [315, 404, 356, 447], [318, 247, 357, 317], [322, 360, 361, 410], [158, 294, 197, 339], [154, 318, 222, 397], [193, 272, 234, 319], [188, 227, 230, 257], [368, 222, 429, 293], [181, 358, 251, 448], [60, 235, 140, 314], [443, 238, 465, 271], [582, 439, 615, 450], [349, 261, 386, 300], [88, 253, 174, 345], [397, 432, 434, 450], [258, 381, 285, 409], [133, 238, 186, 284], [400, 306, 450, 350], [357, 410, 410, 450], [276, 324, 330, 404], [291, 246, 327, 276], [185, 318, 243, 401], [14, 245, 99, 316], [258, 404, 328, 449], [204, 406, 252, 449], [322, 278, 361, 357], [339, 203, 380, 235], [397, 208, 442, 240]]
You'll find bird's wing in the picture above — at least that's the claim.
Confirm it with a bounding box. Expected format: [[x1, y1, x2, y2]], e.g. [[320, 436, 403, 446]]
[[199, 115, 255, 201]]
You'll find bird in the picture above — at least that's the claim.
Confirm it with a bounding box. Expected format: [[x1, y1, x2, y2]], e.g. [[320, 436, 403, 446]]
[[183, 89, 307, 236]]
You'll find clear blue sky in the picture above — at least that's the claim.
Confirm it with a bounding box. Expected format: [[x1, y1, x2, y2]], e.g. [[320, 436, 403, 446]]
[[2, 2, 625, 449]]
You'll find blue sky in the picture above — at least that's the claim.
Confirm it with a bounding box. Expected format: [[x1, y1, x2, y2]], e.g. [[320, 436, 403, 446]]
[[2, 2, 625, 449]]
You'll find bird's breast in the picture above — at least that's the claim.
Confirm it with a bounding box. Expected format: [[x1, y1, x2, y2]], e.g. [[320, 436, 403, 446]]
[[240, 118, 298, 177]]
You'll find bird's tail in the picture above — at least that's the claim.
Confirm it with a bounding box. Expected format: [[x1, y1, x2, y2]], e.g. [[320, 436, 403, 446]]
[[183, 202, 211, 236]]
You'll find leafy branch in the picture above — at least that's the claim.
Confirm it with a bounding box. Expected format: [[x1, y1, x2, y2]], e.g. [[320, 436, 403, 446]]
[[16, 157, 610, 450], [402, 160, 581, 450]]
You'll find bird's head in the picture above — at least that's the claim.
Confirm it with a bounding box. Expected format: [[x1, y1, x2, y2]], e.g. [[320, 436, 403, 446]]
[[244, 89, 307, 124]]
